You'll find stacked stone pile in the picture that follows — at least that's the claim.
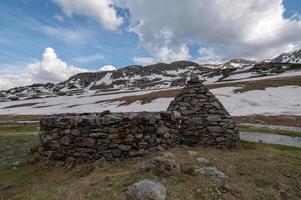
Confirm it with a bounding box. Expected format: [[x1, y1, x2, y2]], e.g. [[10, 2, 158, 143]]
[[39, 111, 181, 162], [167, 73, 240, 147]]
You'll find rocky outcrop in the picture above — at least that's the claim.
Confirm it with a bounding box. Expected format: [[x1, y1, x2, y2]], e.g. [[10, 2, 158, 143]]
[[167, 73, 240, 147], [39, 73, 239, 162]]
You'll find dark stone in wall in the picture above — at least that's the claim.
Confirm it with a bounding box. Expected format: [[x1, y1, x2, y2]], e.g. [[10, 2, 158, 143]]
[[39, 73, 240, 162]]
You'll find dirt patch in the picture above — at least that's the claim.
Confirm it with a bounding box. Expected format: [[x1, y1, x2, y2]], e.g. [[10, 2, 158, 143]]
[[66, 104, 80, 108], [208, 76, 301, 93], [2, 103, 41, 109], [91, 89, 142, 97], [95, 89, 179, 106], [33, 104, 57, 109]]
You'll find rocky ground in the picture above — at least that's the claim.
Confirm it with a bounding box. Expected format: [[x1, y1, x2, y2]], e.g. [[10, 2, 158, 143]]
[[0, 120, 301, 200]]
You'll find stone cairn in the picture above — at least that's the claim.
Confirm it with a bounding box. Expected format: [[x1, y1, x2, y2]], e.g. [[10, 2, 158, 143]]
[[167, 73, 240, 147], [39, 73, 239, 162]]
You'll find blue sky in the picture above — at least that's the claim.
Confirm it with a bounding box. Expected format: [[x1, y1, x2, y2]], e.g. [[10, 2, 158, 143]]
[[283, 0, 301, 17], [0, 0, 301, 89], [0, 0, 148, 71]]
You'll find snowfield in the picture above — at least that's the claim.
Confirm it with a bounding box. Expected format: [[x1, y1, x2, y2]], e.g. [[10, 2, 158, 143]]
[[0, 84, 300, 116], [213, 86, 301, 116]]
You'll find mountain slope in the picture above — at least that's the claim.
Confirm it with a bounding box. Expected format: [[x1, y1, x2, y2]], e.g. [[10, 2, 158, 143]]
[[272, 49, 301, 63]]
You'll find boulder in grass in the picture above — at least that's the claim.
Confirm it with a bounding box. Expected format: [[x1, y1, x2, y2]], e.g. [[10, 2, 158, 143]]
[[194, 166, 227, 179], [126, 179, 166, 200], [138, 156, 181, 177]]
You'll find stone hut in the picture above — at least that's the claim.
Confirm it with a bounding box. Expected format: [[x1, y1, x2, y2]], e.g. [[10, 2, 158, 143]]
[[167, 73, 239, 147], [39, 73, 239, 162]]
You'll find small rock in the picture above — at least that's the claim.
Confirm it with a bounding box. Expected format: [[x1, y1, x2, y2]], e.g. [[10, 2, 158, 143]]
[[161, 152, 175, 158], [129, 150, 145, 157], [75, 138, 96, 148], [101, 114, 122, 125], [157, 127, 169, 135], [194, 166, 227, 179], [112, 149, 122, 157], [187, 150, 197, 157], [89, 132, 107, 138], [93, 157, 107, 168], [196, 157, 211, 165], [151, 156, 181, 176], [163, 133, 171, 139], [126, 179, 166, 200], [60, 136, 71, 145], [207, 126, 223, 133], [211, 101, 222, 109], [207, 114, 222, 122], [13, 160, 21, 167], [119, 144, 131, 152]]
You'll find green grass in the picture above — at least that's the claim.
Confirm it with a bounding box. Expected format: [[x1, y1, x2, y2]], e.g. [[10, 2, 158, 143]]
[[0, 124, 38, 145], [0, 134, 37, 143], [241, 141, 301, 154], [0, 124, 38, 134], [238, 125, 301, 138]]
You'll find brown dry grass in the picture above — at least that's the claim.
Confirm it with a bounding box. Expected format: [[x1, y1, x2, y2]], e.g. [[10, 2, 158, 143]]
[[208, 76, 301, 93], [234, 115, 301, 128], [96, 89, 179, 106]]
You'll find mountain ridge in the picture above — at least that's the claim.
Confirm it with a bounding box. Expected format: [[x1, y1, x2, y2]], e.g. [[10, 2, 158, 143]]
[[1, 49, 301, 102]]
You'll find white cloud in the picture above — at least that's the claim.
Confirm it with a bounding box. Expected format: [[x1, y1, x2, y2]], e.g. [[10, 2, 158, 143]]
[[134, 44, 190, 65], [43, 26, 92, 44], [27, 47, 88, 83], [116, 0, 301, 60], [0, 47, 88, 90], [54, 14, 64, 22], [196, 47, 224, 64], [74, 54, 104, 63], [53, 0, 123, 30], [132, 56, 154, 66], [0, 73, 33, 91], [99, 65, 117, 72]]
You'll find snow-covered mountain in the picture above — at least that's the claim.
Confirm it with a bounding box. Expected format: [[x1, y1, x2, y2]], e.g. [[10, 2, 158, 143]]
[[207, 59, 257, 69], [1, 53, 301, 102], [0, 60, 257, 101], [272, 49, 301, 63]]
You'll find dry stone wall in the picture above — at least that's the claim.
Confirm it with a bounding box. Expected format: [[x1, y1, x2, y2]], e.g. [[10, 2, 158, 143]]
[[39, 111, 181, 162], [39, 73, 240, 162]]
